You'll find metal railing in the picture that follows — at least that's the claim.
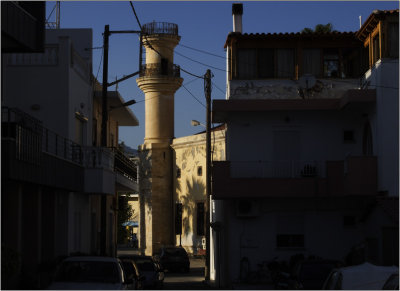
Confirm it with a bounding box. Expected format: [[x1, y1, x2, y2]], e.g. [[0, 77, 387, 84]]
[[142, 22, 178, 35], [139, 63, 181, 78], [230, 160, 325, 178], [82, 147, 114, 170], [2, 107, 137, 181], [110, 147, 138, 182], [2, 107, 85, 166]]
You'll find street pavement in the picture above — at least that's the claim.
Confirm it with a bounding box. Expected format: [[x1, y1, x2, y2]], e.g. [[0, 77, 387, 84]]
[[117, 247, 212, 289], [163, 257, 212, 290]]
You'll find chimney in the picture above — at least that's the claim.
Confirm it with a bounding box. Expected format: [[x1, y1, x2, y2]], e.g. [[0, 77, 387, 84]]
[[232, 3, 243, 33]]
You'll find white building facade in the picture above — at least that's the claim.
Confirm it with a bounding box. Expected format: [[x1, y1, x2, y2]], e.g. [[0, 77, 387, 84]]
[[211, 5, 398, 288]]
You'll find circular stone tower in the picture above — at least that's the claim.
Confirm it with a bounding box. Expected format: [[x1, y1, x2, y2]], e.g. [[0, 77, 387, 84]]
[[137, 22, 183, 255]]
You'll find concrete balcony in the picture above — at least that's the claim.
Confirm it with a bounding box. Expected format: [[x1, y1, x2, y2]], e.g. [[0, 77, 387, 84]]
[[212, 156, 377, 199], [2, 107, 138, 195]]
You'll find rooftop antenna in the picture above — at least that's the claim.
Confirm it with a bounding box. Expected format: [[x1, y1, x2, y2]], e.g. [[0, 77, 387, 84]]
[[46, 1, 61, 29]]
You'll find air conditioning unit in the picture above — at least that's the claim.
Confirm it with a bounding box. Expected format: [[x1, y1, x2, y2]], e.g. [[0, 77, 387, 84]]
[[236, 200, 259, 217]]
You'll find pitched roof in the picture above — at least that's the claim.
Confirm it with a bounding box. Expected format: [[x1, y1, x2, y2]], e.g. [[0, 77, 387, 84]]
[[356, 9, 399, 41], [224, 31, 357, 48]]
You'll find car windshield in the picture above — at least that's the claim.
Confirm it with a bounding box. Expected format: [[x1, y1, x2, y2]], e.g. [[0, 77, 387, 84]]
[[55, 261, 120, 283]]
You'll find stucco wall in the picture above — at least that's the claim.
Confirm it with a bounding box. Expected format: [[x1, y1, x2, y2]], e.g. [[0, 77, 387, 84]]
[[229, 79, 359, 100], [225, 198, 366, 282], [227, 109, 370, 167], [172, 130, 226, 254], [365, 59, 399, 196]]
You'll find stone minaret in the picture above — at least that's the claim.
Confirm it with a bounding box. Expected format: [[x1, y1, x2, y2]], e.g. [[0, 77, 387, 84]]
[[137, 22, 183, 255]]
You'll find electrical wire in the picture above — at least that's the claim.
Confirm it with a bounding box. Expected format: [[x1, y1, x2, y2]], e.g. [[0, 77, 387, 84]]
[[95, 49, 104, 80], [175, 51, 227, 72], [182, 84, 206, 108], [212, 81, 225, 95], [179, 43, 225, 59], [46, 3, 57, 23], [129, 1, 142, 30]]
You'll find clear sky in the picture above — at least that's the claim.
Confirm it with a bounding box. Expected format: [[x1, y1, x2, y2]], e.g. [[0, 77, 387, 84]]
[[46, 1, 399, 149]]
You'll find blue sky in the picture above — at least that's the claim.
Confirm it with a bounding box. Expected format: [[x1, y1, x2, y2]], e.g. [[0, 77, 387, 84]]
[[46, 1, 399, 149]]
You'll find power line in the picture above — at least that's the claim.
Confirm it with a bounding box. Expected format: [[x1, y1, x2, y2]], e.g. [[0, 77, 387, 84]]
[[182, 84, 206, 108], [129, 1, 142, 30], [175, 50, 227, 72], [95, 49, 104, 80], [179, 43, 225, 59], [212, 81, 225, 95]]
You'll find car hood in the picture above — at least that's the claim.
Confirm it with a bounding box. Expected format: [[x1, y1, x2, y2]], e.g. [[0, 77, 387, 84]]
[[47, 281, 124, 290]]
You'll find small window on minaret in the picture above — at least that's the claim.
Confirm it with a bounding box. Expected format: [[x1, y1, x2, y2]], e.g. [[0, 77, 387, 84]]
[[197, 166, 203, 176], [161, 58, 168, 75], [176, 168, 181, 178]]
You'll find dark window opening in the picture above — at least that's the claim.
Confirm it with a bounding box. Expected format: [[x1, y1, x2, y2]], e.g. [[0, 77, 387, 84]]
[[237, 48, 257, 79], [303, 49, 321, 76], [161, 58, 168, 75], [373, 35, 380, 64], [196, 202, 205, 236], [323, 49, 339, 78], [276, 49, 295, 78], [92, 118, 97, 146], [175, 203, 182, 235], [343, 130, 355, 142], [197, 166, 203, 176], [176, 168, 181, 178], [276, 234, 304, 248], [343, 215, 356, 227], [388, 23, 399, 58], [258, 48, 275, 78]]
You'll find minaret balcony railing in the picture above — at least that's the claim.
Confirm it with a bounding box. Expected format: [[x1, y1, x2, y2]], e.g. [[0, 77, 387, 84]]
[[139, 63, 181, 78], [142, 22, 178, 35]]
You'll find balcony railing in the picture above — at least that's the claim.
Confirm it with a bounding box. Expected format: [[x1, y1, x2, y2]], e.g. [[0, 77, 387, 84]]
[[230, 160, 325, 178], [82, 147, 114, 170], [110, 147, 138, 183], [2, 107, 138, 186], [139, 63, 181, 78], [142, 22, 178, 35]]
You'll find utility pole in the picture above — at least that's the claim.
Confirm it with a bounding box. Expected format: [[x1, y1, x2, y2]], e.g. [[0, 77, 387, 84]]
[[99, 24, 141, 256], [205, 69, 212, 281], [100, 24, 110, 256], [101, 24, 110, 148]]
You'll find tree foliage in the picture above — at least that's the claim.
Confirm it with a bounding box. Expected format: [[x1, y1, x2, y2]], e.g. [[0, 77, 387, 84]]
[[301, 23, 334, 34], [117, 195, 134, 244]]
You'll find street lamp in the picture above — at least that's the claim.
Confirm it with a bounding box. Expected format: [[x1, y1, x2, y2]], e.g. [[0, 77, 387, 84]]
[[191, 119, 206, 127], [109, 99, 137, 111]]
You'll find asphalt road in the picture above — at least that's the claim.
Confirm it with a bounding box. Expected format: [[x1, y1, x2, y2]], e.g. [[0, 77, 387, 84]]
[[117, 247, 211, 289], [163, 258, 211, 290]]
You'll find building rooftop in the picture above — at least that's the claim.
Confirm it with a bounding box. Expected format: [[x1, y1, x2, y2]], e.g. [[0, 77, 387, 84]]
[[356, 9, 399, 41], [224, 31, 357, 48]]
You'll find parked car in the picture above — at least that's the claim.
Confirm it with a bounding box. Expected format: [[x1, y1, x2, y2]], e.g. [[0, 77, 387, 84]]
[[47, 256, 129, 290], [322, 262, 399, 290], [154, 246, 190, 273], [119, 257, 145, 289], [120, 255, 164, 289], [382, 273, 399, 290], [291, 259, 342, 289]]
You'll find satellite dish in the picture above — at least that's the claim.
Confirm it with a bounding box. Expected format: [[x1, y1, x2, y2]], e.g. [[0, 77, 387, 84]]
[[298, 74, 316, 89]]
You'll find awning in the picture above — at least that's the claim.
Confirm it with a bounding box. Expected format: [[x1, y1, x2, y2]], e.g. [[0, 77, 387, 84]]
[[122, 221, 138, 227]]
